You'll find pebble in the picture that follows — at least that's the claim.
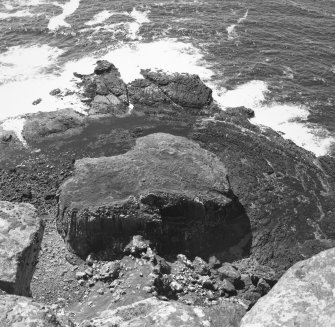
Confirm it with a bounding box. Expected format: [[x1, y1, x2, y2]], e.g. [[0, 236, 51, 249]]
[[170, 281, 183, 293]]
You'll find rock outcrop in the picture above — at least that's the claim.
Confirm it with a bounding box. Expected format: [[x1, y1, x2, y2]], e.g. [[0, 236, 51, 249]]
[[79, 297, 245, 327], [240, 247, 335, 327], [127, 69, 214, 117], [75, 60, 129, 116], [75, 60, 216, 118], [0, 201, 44, 296], [0, 295, 72, 327], [57, 133, 250, 258]]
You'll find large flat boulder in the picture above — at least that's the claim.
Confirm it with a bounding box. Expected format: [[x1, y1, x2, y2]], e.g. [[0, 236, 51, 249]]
[[0, 201, 44, 296], [0, 294, 72, 327], [240, 247, 335, 327], [57, 133, 250, 258], [79, 297, 245, 327]]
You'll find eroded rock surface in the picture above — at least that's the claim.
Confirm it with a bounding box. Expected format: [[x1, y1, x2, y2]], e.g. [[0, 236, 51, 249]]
[[0, 295, 72, 327], [79, 297, 245, 327], [57, 133, 249, 258], [240, 247, 335, 327], [22, 109, 86, 142], [0, 201, 44, 296]]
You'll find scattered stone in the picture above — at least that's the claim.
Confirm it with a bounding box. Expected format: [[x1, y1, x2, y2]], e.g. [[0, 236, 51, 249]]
[[218, 263, 241, 285], [208, 255, 221, 269], [206, 290, 216, 300], [193, 256, 210, 276], [85, 268, 94, 278], [124, 235, 150, 256], [99, 261, 121, 281], [32, 98, 42, 105], [256, 278, 271, 296], [217, 279, 236, 295], [199, 276, 215, 291], [49, 88, 61, 96], [86, 254, 94, 266], [75, 272, 86, 280], [170, 281, 183, 293]]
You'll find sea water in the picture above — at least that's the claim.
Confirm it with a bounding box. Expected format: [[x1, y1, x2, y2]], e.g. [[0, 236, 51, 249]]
[[0, 0, 334, 156]]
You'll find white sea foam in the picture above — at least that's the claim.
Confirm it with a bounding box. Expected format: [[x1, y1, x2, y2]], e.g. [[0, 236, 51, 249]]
[[85, 10, 120, 26], [101, 40, 213, 83], [226, 24, 237, 40], [0, 45, 88, 123], [0, 10, 33, 19], [1, 118, 27, 146], [216, 80, 334, 156], [48, 0, 81, 31], [238, 10, 249, 24], [82, 8, 149, 40], [0, 38, 333, 156], [227, 9, 249, 40], [127, 8, 150, 40]]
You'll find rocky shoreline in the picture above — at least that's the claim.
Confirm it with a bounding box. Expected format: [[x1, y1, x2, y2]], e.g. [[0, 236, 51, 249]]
[[1, 61, 335, 326]]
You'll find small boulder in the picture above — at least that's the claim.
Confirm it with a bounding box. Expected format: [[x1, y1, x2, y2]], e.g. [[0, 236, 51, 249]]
[[32, 98, 42, 105], [124, 235, 150, 256], [217, 279, 236, 295], [49, 88, 61, 96], [99, 261, 121, 281], [218, 263, 241, 285], [94, 60, 116, 75], [193, 256, 210, 276]]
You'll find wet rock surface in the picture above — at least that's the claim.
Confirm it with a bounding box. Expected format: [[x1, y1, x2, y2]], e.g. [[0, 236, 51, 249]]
[[0, 201, 44, 296], [240, 247, 335, 327], [0, 60, 335, 325]]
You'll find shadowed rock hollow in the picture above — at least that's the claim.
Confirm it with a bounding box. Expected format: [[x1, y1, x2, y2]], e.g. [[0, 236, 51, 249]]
[[57, 133, 251, 259]]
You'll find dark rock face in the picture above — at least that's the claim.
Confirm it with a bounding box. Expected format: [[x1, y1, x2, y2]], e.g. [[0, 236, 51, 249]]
[[75, 60, 216, 118], [22, 109, 86, 142], [128, 69, 215, 118], [75, 61, 129, 116], [140, 69, 213, 109], [57, 133, 250, 259], [0, 201, 44, 296]]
